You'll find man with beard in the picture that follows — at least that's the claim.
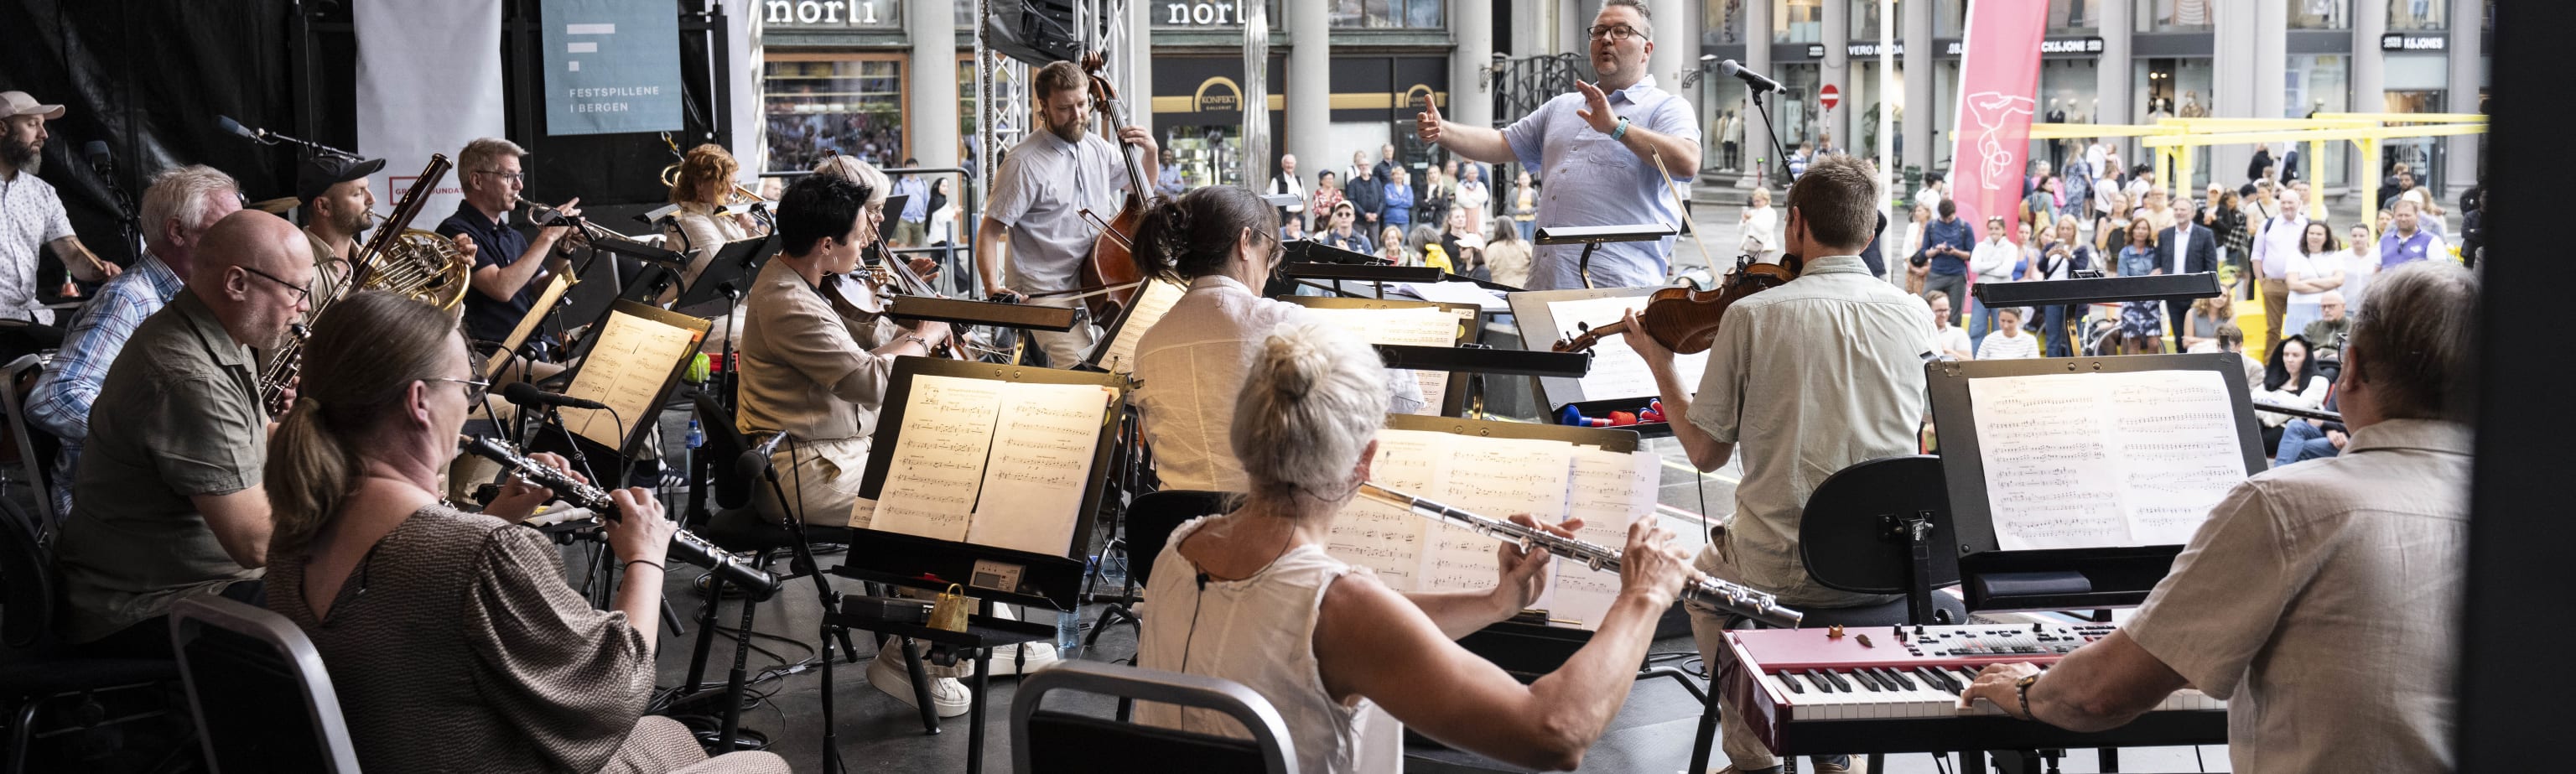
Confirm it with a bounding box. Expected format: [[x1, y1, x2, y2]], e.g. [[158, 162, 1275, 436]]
[[0, 91, 123, 359], [52, 210, 311, 657], [1413, 0, 1699, 290], [974, 60, 1159, 366], [26, 164, 240, 519], [296, 154, 381, 319]]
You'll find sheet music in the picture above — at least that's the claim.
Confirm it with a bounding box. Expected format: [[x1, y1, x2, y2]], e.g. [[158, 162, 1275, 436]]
[[1968, 370, 2247, 551], [1094, 278, 1187, 374], [1548, 449, 1663, 628], [1299, 306, 1466, 416], [1420, 437, 1575, 594], [865, 375, 1004, 542], [1397, 281, 1509, 311], [1325, 429, 1449, 592], [559, 309, 705, 449], [1543, 296, 1710, 403], [963, 382, 1115, 554]]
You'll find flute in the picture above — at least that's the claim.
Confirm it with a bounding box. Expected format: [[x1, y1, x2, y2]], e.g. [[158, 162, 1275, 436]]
[[459, 435, 782, 601], [1358, 482, 1804, 628]]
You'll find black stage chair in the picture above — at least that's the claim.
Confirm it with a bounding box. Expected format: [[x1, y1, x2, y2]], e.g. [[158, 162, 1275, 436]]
[[1083, 489, 1229, 653], [0, 497, 183, 773], [168, 596, 361, 773], [1012, 660, 1295, 774]]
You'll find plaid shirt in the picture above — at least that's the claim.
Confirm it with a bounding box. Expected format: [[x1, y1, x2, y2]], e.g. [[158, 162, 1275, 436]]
[[26, 254, 183, 516]]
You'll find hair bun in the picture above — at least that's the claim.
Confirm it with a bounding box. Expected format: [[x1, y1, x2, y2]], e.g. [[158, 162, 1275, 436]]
[[1150, 196, 1194, 271]]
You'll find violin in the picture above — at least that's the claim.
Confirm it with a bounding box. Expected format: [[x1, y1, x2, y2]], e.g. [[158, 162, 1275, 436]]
[[1074, 49, 1149, 324], [1552, 255, 1796, 356]]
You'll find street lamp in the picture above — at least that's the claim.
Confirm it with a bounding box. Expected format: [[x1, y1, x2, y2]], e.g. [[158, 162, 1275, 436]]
[[1479, 50, 1510, 92], [1680, 53, 1721, 88]]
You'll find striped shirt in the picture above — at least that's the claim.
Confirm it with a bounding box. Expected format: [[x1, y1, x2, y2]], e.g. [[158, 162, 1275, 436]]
[[26, 254, 184, 517]]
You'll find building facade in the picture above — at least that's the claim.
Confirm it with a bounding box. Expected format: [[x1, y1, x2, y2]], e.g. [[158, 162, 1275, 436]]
[[755, 0, 2490, 201]]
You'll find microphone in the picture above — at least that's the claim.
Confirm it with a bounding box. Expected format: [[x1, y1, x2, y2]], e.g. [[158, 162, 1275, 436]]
[[1717, 60, 1785, 94], [501, 382, 609, 411], [216, 115, 262, 141], [81, 141, 110, 164]]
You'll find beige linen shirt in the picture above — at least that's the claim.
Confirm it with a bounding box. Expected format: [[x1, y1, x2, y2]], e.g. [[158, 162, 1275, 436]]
[[735, 257, 896, 444], [1685, 255, 1934, 607], [2125, 418, 2467, 772]]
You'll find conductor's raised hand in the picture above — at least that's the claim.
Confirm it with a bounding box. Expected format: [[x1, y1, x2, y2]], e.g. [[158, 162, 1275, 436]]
[[1572, 81, 1618, 135], [1615, 518, 1691, 605], [1415, 94, 1445, 146]]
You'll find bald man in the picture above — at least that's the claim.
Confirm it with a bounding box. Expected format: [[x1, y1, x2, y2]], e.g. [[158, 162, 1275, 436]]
[[53, 210, 313, 657]]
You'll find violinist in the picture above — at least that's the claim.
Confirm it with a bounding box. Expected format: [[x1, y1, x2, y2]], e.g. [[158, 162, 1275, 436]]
[[735, 174, 948, 524], [975, 60, 1159, 367], [1620, 154, 1934, 774]]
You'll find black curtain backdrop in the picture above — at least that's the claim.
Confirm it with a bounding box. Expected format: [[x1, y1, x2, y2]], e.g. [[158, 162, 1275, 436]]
[[0, 0, 728, 269]]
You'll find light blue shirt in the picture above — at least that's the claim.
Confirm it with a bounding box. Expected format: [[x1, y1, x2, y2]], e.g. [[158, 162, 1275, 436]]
[[894, 176, 929, 223], [26, 254, 184, 517], [1503, 75, 1701, 291]]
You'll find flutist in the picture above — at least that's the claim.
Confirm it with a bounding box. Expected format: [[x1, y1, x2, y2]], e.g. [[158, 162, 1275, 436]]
[[1135, 320, 1691, 772]]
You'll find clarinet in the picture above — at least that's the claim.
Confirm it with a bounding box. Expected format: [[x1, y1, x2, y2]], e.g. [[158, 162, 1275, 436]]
[[459, 435, 782, 601], [1358, 482, 1804, 628]]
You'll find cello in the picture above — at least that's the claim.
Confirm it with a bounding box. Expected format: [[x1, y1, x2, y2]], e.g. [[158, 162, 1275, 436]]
[[1072, 49, 1150, 325]]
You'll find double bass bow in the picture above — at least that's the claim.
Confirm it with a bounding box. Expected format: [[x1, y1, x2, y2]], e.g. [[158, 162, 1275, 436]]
[[1553, 149, 1798, 356]]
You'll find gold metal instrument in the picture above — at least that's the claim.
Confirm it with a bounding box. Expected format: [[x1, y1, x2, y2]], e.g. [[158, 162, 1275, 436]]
[[1357, 482, 1805, 627], [261, 154, 458, 415]]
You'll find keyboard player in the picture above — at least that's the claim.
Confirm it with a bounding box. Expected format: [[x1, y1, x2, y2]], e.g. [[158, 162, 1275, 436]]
[[1961, 261, 2475, 771]]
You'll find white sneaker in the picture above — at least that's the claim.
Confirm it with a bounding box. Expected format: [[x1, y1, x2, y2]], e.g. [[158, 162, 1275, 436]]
[[866, 648, 971, 718], [983, 642, 1062, 676]]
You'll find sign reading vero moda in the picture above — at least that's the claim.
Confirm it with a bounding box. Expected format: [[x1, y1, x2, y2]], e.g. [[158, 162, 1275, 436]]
[[1822, 37, 2103, 58]]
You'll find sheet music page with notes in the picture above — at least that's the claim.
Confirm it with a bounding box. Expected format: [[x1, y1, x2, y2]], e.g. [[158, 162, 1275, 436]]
[[1969, 370, 2246, 551], [559, 309, 705, 449], [866, 375, 1005, 542], [1298, 306, 1465, 415], [1325, 429, 1450, 592], [1547, 449, 1662, 629], [1419, 437, 1574, 595], [1094, 278, 1187, 374], [1543, 296, 1709, 402], [963, 382, 1116, 554]]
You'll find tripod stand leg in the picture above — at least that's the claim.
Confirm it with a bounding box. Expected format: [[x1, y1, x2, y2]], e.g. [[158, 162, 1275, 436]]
[[901, 638, 942, 734]]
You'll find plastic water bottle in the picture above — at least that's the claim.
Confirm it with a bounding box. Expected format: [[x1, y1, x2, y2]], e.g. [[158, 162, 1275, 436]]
[[1056, 609, 1080, 656], [684, 419, 704, 449]]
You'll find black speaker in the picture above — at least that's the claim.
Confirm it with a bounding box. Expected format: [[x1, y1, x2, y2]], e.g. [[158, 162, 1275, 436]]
[[984, 0, 1080, 67]]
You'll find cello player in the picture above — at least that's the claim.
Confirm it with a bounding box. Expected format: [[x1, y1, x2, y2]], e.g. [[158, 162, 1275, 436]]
[[974, 60, 1160, 367]]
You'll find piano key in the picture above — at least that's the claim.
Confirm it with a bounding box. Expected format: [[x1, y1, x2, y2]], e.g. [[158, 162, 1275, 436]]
[[1879, 667, 1917, 690], [1775, 671, 1805, 693]]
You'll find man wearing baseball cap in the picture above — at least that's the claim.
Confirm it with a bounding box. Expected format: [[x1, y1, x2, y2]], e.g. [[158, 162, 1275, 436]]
[[295, 154, 382, 266], [1, 91, 124, 360]]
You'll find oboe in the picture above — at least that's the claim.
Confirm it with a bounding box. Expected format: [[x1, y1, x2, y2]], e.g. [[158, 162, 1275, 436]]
[[1358, 482, 1804, 628], [459, 435, 782, 601]]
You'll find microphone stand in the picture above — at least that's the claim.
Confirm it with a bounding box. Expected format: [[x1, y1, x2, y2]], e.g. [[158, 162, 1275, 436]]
[[86, 151, 144, 262], [720, 434, 860, 773], [1748, 87, 1800, 187]]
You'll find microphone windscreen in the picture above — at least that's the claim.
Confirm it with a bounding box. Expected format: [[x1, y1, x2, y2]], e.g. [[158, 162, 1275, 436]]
[[82, 141, 109, 162], [216, 116, 254, 139], [1718, 59, 1743, 77], [501, 381, 547, 407]]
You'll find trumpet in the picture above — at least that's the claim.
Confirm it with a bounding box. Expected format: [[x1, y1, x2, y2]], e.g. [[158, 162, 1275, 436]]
[[514, 195, 624, 245], [457, 434, 782, 601], [1357, 483, 1805, 627], [661, 162, 771, 208]]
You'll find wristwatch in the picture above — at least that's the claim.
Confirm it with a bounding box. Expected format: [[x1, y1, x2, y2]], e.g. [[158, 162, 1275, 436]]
[[2013, 674, 2041, 720], [1609, 116, 1632, 141]]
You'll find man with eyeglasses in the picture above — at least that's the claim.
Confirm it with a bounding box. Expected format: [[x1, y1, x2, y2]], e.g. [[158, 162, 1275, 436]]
[[976, 60, 1160, 367], [434, 137, 582, 376], [1414, 0, 1700, 290], [52, 210, 314, 658]]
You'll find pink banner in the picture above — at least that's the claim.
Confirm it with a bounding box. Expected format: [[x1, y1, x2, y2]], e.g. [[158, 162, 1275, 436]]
[[1947, 0, 2048, 259]]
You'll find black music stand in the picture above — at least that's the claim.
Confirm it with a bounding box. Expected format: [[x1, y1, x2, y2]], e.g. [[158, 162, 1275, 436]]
[[1533, 224, 1674, 289], [1927, 353, 2267, 611], [1798, 455, 1964, 628], [818, 358, 1129, 774], [673, 235, 782, 317]]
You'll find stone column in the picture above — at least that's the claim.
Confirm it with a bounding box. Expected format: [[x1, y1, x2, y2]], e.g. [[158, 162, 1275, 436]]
[[1821, 0, 1850, 154], [2352, 0, 2386, 196], [906, 0, 958, 168], [2446, 0, 2482, 197], [2097, 0, 2131, 160], [1285, 0, 1332, 197], [1902, 0, 1934, 177], [1454, 0, 1497, 131], [1744, 0, 1777, 184]]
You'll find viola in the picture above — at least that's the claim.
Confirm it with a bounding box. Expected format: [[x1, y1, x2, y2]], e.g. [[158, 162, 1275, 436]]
[[1552, 255, 1797, 356], [1074, 49, 1149, 325]]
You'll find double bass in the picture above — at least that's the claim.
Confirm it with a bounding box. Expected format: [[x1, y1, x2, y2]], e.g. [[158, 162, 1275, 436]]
[[1072, 49, 1149, 325]]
